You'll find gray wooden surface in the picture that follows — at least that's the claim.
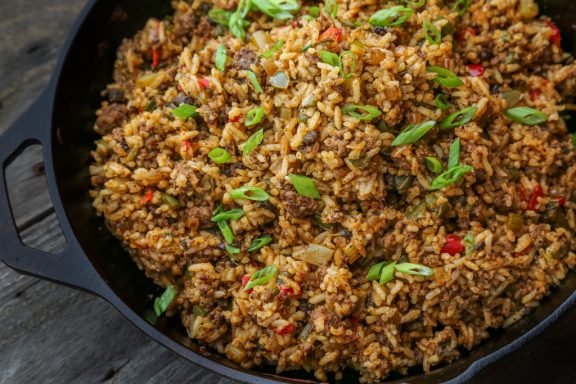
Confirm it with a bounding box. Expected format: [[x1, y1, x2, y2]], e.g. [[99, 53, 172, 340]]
[[0, 1, 234, 383]]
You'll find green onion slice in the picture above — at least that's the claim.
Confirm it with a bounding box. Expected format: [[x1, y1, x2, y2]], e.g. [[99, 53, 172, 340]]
[[463, 233, 475, 257], [319, 50, 340, 67], [339, 51, 357, 79], [391, 120, 436, 146], [448, 138, 461, 170], [243, 128, 264, 155], [301, 43, 314, 52], [440, 106, 477, 129], [208, 147, 231, 164], [154, 285, 177, 316], [453, 0, 472, 16], [251, 0, 300, 20], [226, 244, 241, 255], [309, 5, 320, 17], [245, 107, 266, 126], [429, 164, 474, 190], [211, 208, 245, 222], [427, 66, 464, 88], [379, 261, 397, 284], [325, 0, 338, 18], [230, 186, 270, 201], [423, 20, 441, 45], [426, 156, 442, 173], [342, 104, 382, 121], [215, 44, 227, 71], [260, 40, 284, 58], [402, 0, 426, 7], [214, 206, 235, 244], [162, 193, 181, 208], [172, 103, 198, 120], [247, 236, 273, 252], [435, 93, 451, 110], [247, 70, 263, 93], [394, 262, 434, 276], [369, 6, 414, 27], [244, 264, 278, 291], [208, 9, 232, 25], [504, 107, 548, 126], [366, 261, 386, 281], [192, 305, 207, 316], [288, 174, 321, 199]]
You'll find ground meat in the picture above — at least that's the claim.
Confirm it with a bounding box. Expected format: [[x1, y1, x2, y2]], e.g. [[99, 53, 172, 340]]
[[233, 48, 259, 70], [101, 87, 126, 103], [302, 131, 318, 145], [95, 103, 128, 135], [185, 205, 213, 231], [279, 188, 319, 218]]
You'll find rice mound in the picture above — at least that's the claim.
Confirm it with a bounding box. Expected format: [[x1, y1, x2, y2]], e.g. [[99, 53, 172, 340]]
[[90, 0, 576, 382]]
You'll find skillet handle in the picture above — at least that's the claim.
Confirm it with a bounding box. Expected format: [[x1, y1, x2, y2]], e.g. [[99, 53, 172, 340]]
[[0, 90, 106, 296]]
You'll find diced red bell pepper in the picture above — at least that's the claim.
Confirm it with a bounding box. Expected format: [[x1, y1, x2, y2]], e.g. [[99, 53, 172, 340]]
[[527, 184, 544, 211], [229, 115, 241, 123], [319, 27, 343, 43], [441, 234, 464, 256], [555, 196, 566, 207], [275, 324, 295, 335], [241, 275, 253, 294], [467, 63, 484, 77], [151, 48, 160, 69], [183, 140, 192, 151], [291, 20, 299, 29], [141, 188, 154, 204], [547, 20, 561, 47], [198, 78, 211, 90], [278, 285, 295, 299]]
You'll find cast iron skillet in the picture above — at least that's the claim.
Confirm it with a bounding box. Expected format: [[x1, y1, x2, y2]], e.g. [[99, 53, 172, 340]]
[[1, 1, 576, 383]]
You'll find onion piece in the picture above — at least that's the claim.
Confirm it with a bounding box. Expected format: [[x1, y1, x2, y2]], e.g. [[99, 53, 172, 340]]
[[270, 71, 290, 89], [292, 244, 334, 266]]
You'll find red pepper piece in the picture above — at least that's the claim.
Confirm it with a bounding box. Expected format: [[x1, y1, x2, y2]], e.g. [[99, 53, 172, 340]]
[[319, 27, 343, 43], [555, 196, 566, 207], [278, 285, 295, 299], [151, 48, 160, 69], [241, 275, 253, 294], [441, 234, 464, 256], [275, 324, 295, 335], [229, 115, 241, 123], [291, 20, 299, 29], [455, 27, 477, 42], [141, 188, 154, 204], [547, 20, 561, 47], [466, 63, 484, 77], [530, 88, 542, 100], [198, 78, 211, 90], [527, 184, 544, 211], [183, 140, 192, 151]]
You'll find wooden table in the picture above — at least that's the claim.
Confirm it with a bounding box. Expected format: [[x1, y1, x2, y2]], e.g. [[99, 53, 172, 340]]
[[1, 1, 575, 383]]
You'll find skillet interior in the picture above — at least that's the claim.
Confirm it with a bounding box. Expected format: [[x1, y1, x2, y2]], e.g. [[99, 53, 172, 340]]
[[51, 0, 576, 382]]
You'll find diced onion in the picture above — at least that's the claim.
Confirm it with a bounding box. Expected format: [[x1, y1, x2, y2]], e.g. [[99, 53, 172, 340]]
[[270, 71, 290, 89], [292, 244, 334, 266]]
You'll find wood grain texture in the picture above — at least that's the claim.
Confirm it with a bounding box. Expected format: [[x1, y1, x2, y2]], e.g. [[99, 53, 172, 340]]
[[1, 1, 576, 384]]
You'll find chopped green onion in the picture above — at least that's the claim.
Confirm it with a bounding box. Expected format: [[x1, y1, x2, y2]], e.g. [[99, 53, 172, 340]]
[[391, 120, 436, 146], [192, 305, 207, 316], [500, 89, 523, 108], [298, 323, 312, 339], [423, 20, 441, 45], [319, 50, 340, 67], [245, 107, 266, 126], [172, 103, 198, 120], [402, 0, 426, 7], [243, 128, 264, 155], [154, 285, 177, 316], [145, 100, 157, 112], [325, 0, 338, 18], [426, 157, 442, 173], [309, 5, 320, 17], [213, 206, 235, 244], [208, 147, 231, 164], [394, 262, 434, 277], [288, 174, 321, 199], [251, 0, 300, 20], [427, 66, 464, 88], [339, 51, 357, 79], [429, 164, 474, 190], [369, 6, 414, 27], [453, 0, 472, 16], [228, 0, 250, 40], [208, 9, 232, 25], [342, 104, 382, 121], [439, 106, 477, 130], [366, 261, 386, 281], [211, 208, 245, 222], [162, 193, 181, 208], [248, 236, 273, 252], [244, 264, 278, 291], [230, 186, 270, 201], [504, 107, 548, 126], [448, 138, 461, 170], [301, 43, 314, 52], [247, 70, 263, 93], [260, 40, 284, 58], [270, 71, 290, 89], [379, 261, 397, 284], [226, 244, 241, 256], [435, 93, 451, 110], [215, 44, 227, 71], [463, 234, 475, 257]]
